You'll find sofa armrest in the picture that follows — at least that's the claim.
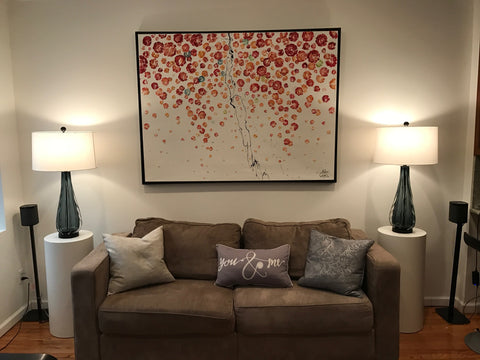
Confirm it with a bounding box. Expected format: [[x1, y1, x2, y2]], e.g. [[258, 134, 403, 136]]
[[365, 242, 400, 360], [71, 243, 110, 360]]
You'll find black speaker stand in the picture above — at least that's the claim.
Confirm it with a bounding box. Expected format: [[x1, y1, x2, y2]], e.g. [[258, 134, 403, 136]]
[[23, 308, 49, 322], [435, 307, 469, 324], [436, 205, 470, 325]]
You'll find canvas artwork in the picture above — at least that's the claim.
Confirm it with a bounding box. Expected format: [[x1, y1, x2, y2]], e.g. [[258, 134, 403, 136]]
[[136, 28, 340, 183]]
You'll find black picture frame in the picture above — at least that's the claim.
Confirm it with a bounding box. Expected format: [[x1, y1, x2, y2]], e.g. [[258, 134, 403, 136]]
[[136, 28, 340, 183]]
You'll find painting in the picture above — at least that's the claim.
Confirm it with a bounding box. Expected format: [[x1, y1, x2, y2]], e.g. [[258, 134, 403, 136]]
[[136, 28, 340, 183]]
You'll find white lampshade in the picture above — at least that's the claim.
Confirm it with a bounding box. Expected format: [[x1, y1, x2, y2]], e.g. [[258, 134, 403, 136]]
[[374, 126, 438, 165], [32, 130, 96, 172]]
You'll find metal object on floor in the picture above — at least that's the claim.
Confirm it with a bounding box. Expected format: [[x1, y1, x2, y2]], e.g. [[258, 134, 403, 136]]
[[0, 354, 57, 360], [465, 329, 480, 354]]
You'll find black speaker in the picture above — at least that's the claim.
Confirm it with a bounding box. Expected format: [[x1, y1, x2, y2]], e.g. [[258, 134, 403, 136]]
[[449, 201, 468, 224], [437, 200, 470, 325], [20, 204, 39, 226], [19, 203, 47, 322]]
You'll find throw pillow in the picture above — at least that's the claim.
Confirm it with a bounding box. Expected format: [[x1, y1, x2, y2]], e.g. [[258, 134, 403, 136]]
[[104, 226, 175, 295], [298, 230, 374, 297], [215, 244, 293, 288]]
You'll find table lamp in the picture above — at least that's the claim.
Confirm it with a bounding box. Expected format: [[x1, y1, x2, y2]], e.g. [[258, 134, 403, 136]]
[[374, 122, 438, 233], [32, 127, 95, 238]]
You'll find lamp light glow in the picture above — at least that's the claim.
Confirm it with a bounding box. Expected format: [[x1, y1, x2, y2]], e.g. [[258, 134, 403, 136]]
[[32, 127, 95, 238], [374, 123, 438, 233], [32, 130, 95, 172], [374, 126, 438, 166]]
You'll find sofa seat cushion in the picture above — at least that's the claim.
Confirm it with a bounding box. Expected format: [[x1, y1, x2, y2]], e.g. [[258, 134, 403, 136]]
[[99, 279, 235, 336], [234, 282, 373, 335], [243, 218, 353, 278]]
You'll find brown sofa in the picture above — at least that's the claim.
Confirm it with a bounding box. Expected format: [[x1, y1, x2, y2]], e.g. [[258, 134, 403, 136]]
[[71, 217, 400, 360]]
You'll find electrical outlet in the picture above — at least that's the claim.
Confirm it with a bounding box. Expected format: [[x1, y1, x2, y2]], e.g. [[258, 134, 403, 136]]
[[18, 268, 27, 284]]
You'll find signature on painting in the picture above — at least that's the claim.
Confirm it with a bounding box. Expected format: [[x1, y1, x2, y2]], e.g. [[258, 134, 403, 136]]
[[318, 169, 330, 178]]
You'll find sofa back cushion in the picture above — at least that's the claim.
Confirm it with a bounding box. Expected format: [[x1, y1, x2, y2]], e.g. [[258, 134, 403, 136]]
[[242, 218, 353, 278], [133, 218, 241, 279], [132, 217, 174, 238]]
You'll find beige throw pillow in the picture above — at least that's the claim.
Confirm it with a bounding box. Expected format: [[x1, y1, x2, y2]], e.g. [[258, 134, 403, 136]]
[[104, 226, 174, 295]]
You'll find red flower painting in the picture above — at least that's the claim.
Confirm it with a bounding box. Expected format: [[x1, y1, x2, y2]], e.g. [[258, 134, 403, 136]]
[[136, 29, 340, 183]]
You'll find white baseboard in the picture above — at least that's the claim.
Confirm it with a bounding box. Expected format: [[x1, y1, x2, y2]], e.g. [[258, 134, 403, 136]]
[[0, 300, 49, 338], [0, 304, 27, 338], [424, 296, 449, 307], [424, 296, 480, 313]]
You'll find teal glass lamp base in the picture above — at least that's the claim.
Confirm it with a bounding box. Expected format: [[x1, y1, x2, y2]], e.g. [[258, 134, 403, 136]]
[[390, 165, 415, 234], [56, 171, 81, 239]]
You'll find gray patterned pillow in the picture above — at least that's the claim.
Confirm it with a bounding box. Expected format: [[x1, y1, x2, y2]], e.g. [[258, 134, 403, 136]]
[[298, 230, 374, 297], [104, 226, 175, 295], [215, 244, 293, 288]]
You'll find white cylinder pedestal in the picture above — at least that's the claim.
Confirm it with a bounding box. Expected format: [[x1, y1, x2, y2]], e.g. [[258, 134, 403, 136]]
[[44, 230, 93, 338], [377, 226, 427, 333]]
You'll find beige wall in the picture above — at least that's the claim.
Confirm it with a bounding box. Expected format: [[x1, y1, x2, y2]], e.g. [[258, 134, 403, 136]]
[[0, 0, 29, 336], [2, 0, 478, 327]]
